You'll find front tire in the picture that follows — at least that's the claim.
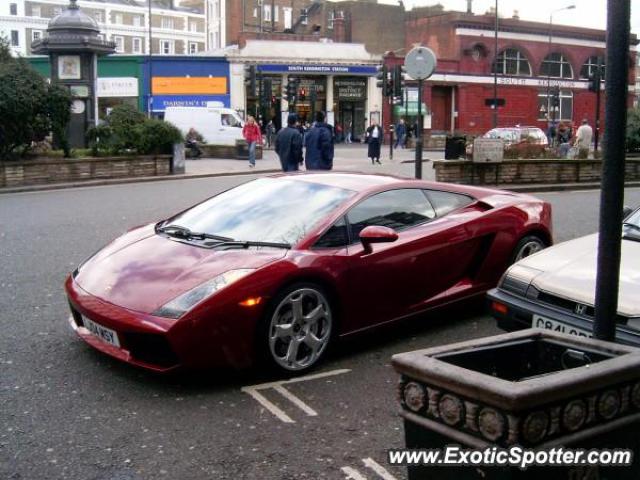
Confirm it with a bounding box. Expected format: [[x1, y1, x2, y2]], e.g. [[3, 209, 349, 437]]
[[260, 283, 334, 373], [511, 235, 546, 264]]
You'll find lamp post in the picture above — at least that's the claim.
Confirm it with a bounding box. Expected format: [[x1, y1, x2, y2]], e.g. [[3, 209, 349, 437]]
[[546, 4, 575, 140]]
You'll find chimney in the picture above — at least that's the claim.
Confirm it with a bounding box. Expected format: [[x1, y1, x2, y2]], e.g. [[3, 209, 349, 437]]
[[333, 11, 346, 43], [512, 10, 520, 20], [467, 0, 473, 14]]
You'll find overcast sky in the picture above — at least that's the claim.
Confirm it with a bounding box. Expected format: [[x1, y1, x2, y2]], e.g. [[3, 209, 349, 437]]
[[378, 0, 640, 37]]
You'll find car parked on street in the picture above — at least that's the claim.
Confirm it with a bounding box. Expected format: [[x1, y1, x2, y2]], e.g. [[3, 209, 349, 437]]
[[65, 173, 552, 374], [488, 206, 640, 345], [466, 126, 549, 158]]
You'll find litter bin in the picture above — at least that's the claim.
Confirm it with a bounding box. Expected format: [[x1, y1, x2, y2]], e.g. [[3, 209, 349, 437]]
[[445, 135, 467, 159], [392, 329, 640, 480], [235, 139, 250, 160]]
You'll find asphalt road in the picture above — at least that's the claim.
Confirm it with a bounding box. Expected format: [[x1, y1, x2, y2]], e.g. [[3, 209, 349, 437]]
[[1, 177, 640, 480]]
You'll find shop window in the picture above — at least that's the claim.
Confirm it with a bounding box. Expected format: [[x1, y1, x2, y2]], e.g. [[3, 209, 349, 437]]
[[580, 56, 605, 79], [537, 90, 573, 121], [540, 53, 573, 79], [492, 48, 531, 76]]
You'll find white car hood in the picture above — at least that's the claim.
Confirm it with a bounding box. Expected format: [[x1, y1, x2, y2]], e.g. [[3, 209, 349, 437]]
[[516, 234, 640, 317]]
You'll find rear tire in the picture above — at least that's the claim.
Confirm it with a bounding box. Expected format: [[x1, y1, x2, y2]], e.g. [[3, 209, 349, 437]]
[[258, 282, 334, 374], [510, 235, 547, 264]]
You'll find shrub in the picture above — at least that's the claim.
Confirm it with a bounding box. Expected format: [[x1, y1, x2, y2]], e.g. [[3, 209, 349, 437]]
[[626, 108, 640, 152], [135, 119, 183, 155], [86, 124, 114, 156], [105, 104, 146, 153]]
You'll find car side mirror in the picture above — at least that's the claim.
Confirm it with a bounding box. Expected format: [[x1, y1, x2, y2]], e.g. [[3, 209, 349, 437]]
[[623, 205, 633, 219], [359, 226, 398, 254]]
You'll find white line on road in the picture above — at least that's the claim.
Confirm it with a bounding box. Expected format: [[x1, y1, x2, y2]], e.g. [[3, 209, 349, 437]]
[[241, 387, 295, 424], [362, 458, 398, 480], [341, 466, 369, 480], [241, 368, 351, 423], [273, 385, 318, 417]]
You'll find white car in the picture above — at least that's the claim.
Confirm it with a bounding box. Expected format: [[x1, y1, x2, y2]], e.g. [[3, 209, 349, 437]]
[[488, 206, 640, 345]]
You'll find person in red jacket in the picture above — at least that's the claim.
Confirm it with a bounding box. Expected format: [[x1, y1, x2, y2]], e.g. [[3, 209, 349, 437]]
[[242, 116, 262, 168]]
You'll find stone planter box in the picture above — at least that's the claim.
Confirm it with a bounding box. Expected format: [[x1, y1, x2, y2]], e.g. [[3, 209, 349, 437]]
[[434, 158, 640, 185], [0, 155, 172, 188]]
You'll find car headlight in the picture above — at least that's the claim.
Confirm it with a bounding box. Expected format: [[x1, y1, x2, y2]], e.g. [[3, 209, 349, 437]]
[[153, 269, 254, 319]]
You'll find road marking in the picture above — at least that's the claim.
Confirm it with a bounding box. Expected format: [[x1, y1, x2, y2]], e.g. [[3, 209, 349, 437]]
[[241, 368, 350, 423], [272, 385, 318, 417], [242, 387, 295, 424], [362, 458, 398, 480], [341, 467, 369, 480]]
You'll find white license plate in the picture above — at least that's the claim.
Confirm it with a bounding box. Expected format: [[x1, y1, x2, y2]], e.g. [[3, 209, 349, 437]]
[[83, 316, 120, 347], [533, 315, 592, 338]]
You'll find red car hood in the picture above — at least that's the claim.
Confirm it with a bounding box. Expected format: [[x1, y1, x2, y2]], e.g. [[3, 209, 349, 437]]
[[75, 225, 287, 313]]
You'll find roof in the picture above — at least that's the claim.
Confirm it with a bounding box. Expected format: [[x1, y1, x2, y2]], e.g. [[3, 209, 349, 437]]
[[228, 40, 381, 64]]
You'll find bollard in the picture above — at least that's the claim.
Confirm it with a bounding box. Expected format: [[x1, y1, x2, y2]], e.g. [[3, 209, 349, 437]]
[[392, 329, 640, 479], [171, 142, 185, 174]]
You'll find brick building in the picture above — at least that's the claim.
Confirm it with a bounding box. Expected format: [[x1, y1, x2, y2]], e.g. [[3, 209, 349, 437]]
[[385, 10, 638, 137]]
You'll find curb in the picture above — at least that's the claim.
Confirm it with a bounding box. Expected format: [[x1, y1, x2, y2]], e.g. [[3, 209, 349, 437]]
[[0, 168, 282, 195]]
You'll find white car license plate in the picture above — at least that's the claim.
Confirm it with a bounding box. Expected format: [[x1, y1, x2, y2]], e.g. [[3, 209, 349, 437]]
[[533, 315, 592, 338], [83, 316, 120, 347]]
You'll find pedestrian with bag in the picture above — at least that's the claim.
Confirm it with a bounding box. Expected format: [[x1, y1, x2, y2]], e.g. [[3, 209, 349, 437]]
[[242, 115, 262, 168], [275, 113, 304, 172], [366, 120, 383, 164], [304, 111, 334, 170]]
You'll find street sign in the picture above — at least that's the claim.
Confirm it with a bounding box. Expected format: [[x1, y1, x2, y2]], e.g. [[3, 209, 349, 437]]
[[404, 46, 437, 80]]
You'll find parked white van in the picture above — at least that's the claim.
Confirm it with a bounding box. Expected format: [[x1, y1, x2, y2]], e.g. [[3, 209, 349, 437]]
[[164, 103, 245, 146]]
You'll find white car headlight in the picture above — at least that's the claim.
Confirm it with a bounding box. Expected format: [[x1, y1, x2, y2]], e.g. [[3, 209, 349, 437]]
[[153, 269, 254, 319]]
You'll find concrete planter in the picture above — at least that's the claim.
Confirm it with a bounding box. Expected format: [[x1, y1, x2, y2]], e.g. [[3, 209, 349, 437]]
[[0, 155, 172, 188], [198, 142, 263, 160], [392, 329, 640, 479], [434, 158, 640, 185]]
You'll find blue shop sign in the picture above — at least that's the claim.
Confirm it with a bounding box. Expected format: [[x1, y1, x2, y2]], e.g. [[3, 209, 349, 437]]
[[258, 64, 377, 75], [151, 95, 230, 111]]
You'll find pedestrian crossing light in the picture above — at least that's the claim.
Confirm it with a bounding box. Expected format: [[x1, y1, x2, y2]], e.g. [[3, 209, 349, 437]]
[[588, 69, 602, 93], [285, 78, 298, 104], [244, 65, 256, 97], [393, 65, 406, 98], [376, 65, 390, 97]]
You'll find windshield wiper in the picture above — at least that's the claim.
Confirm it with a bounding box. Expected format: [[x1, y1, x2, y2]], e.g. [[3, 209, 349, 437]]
[[157, 224, 234, 242], [204, 240, 291, 250]]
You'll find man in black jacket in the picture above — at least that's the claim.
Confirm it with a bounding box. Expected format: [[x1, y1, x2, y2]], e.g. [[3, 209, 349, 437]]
[[304, 111, 334, 170], [275, 113, 304, 172]]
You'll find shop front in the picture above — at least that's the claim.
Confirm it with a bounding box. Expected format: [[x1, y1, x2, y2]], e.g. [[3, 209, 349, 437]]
[[334, 77, 367, 142]]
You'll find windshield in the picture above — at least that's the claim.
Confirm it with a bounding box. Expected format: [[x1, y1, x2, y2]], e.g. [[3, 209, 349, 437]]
[[164, 178, 354, 245], [623, 208, 640, 241]]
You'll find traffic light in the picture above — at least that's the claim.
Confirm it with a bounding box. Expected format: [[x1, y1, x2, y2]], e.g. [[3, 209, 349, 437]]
[[262, 78, 272, 104], [285, 77, 299, 104], [588, 68, 602, 93], [393, 65, 405, 99], [376, 65, 389, 97], [244, 65, 256, 97]]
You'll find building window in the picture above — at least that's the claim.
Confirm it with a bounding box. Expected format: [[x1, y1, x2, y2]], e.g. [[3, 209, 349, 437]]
[[190, 21, 199, 32], [10, 30, 19, 46], [32, 30, 43, 41], [31, 5, 41, 17], [283, 7, 292, 30], [300, 8, 308, 25], [160, 39, 174, 55], [492, 48, 531, 76], [113, 36, 124, 53], [264, 5, 271, 22], [253, 8, 257, 18], [94, 12, 103, 23], [540, 53, 573, 79], [132, 37, 142, 54], [189, 42, 198, 54], [328, 11, 335, 30], [114, 13, 123, 24], [538, 89, 573, 121], [53, 7, 62, 16], [161, 17, 174, 29], [10, 3, 18, 15], [274, 6, 279, 22], [580, 55, 605, 79], [133, 15, 142, 27]]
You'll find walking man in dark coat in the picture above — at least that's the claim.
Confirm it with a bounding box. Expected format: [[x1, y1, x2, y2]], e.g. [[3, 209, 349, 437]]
[[275, 113, 304, 172], [304, 111, 334, 170]]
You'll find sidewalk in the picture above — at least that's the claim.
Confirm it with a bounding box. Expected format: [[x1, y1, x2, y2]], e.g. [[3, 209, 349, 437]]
[[0, 145, 439, 194]]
